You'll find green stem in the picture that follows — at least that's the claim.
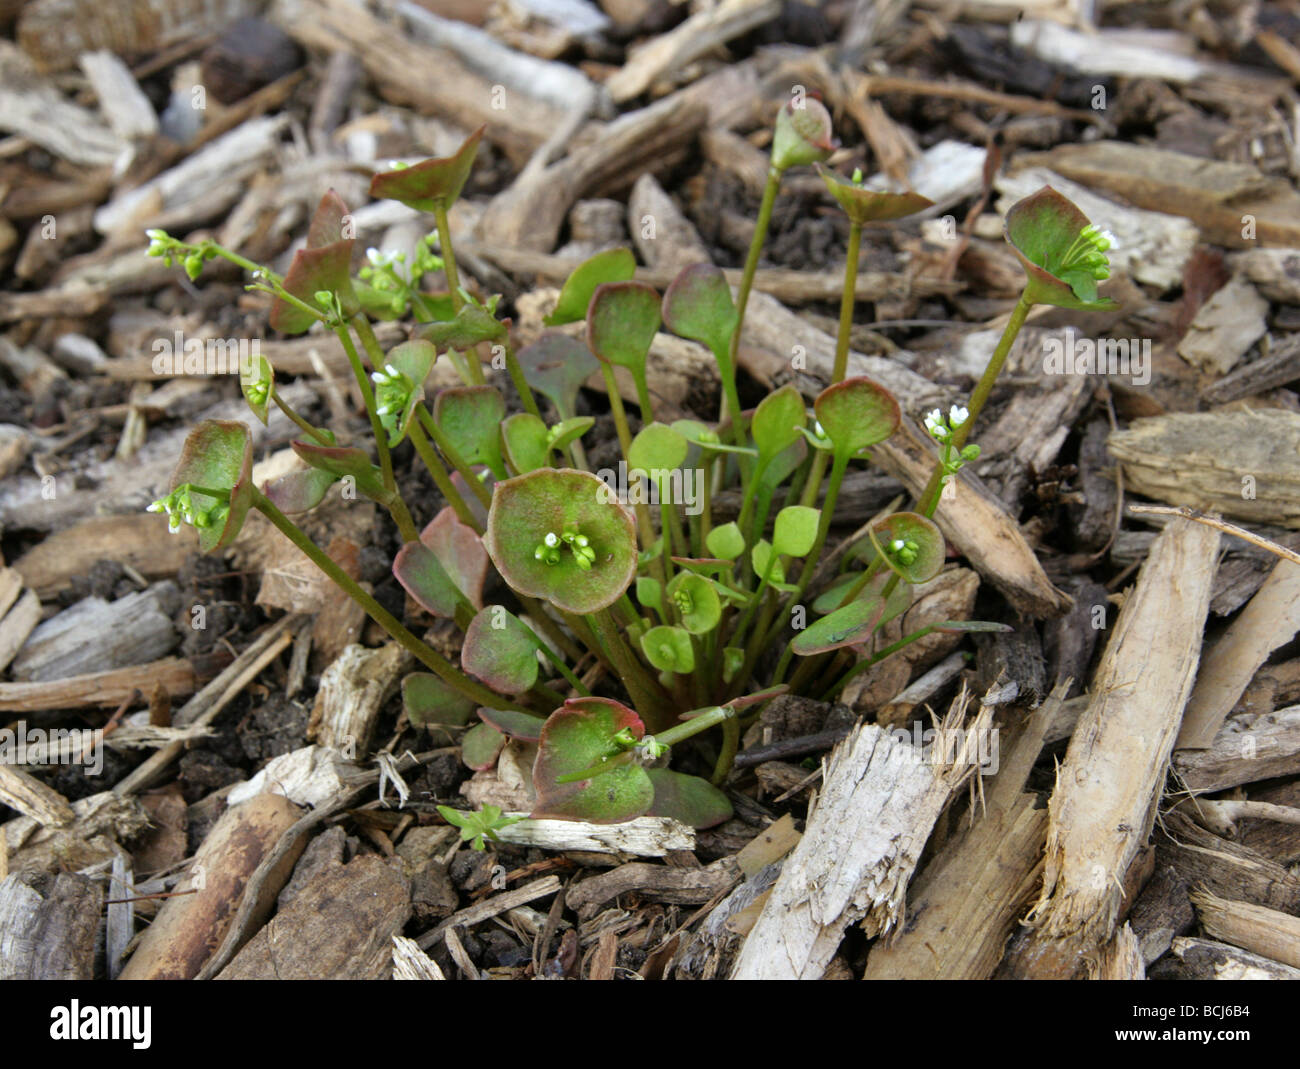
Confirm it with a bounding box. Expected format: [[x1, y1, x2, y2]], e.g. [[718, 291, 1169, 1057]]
[[587, 607, 672, 733], [253, 490, 523, 711], [407, 416, 481, 532], [831, 220, 863, 385], [712, 715, 739, 785], [820, 625, 942, 700], [415, 405, 493, 510], [503, 341, 542, 419], [270, 388, 331, 445], [728, 164, 784, 415]]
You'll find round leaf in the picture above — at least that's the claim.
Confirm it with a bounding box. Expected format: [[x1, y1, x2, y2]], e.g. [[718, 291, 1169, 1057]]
[[393, 541, 468, 619], [666, 573, 721, 635], [515, 334, 600, 418], [627, 422, 687, 480], [771, 96, 835, 171], [477, 707, 547, 742], [705, 522, 745, 561], [645, 769, 733, 829], [640, 625, 695, 673], [419, 507, 488, 611], [484, 468, 638, 614], [867, 511, 946, 585], [791, 575, 913, 656], [816, 164, 934, 225], [434, 386, 507, 477], [1005, 186, 1117, 311], [532, 698, 653, 823], [461, 721, 505, 770], [501, 412, 551, 475], [545, 247, 637, 327], [751, 384, 805, 462], [462, 606, 540, 695], [814, 377, 900, 457], [403, 673, 475, 728], [586, 281, 660, 372], [169, 420, 254, 553], [773, 505, 820, 558], [368, 126, 484, 212], [661, 263, 737, 358]]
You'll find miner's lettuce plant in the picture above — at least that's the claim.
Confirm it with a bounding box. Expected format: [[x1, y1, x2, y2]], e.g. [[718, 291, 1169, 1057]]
[[146, 108, 1115, 831]]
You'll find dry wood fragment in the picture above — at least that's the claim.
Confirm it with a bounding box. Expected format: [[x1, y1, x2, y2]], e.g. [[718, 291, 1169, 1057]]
[[119, 793, 306, 980], [1019, 141, 1300, 249], [1191, 887, 1300, 970], [218, 853, 411, 980], [0, 657, 196, 712], [1172, 704, 1300, 793], [1176, 276, 1268, 375], [1176, 561, 1300, 750], [307, 643, 410, 758], [417, 875, 562, 950], [392, 934, 446, 979], [733, 693, 992, 979], [1168, 936, 1300, 980], [4, 790, 149, 878], [1011, 520, 1218, 978], [1089, 924, 1146, 980], [0, 871, 102, 979], [495, 815, 695, 857], [78, 50, 159, 142], [0, 766, 75, 831], [0, 587, 40, 675], [1203, 333, 1300, 404], [0, 43, 124, 166], [13, 514, 195, 598], [226, 745, 348, 810], [1158, 809, 1300, 915], [1010, 20, 1211, 83], [11, 584, 179, 683], [604, 0, 780, 102], [476, 91, 706, 252], [565, 857, 741, 918], [864, 686, 1061, 979], [627, 172, 711, 275], [1238, 247, 1300, 304], [1109, 411, 1300, 529]]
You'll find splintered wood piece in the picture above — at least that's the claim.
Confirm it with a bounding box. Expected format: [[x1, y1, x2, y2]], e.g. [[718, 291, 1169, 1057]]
[[1018, 141, 1300, 248], [392, 935, 446, 980], [0, 587, 40, 675], [0, 658, 195, 712], [565, 858, 741, 918], [0, 42, 124, 165], [217, 854, 411, 980], [4, 790, 150, 876], [1156, 810, 1300, 917], [1108, 410, 1300, 529], [308, 643, 410, 757], [226, 746, 348, 810], [733, 695, 992, 979], [495, 816, 695, 857], [1190, 888, 1300, 970], [1168, 936, 1300, 980], [604, 0, 781, 102], [1176, 276, 1269, 375], [13, 515, 193, 598], [78, 50, 159, 141], [1173, 704, 1300, 793], [0, 766, 74, 830], [476, 91, 706, 252], [1177, 561, 1300, 750], [1088, 924, 1146, 979], [1012, 517, 1219, 979], [0, 871, 103, 979], [863, 685, 1065, 979], [627, 172, 712, 275], [119, 793, 306, 980]]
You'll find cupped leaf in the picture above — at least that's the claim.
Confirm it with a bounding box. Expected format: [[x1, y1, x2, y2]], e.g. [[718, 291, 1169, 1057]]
[[640, 625, 695, 673], [463, 606, 540, 695], [270, 191, 358, 334], [791, 575, 913, 656], [645, 769, 732, 829], [501, 412, 551, 475], [420, 507, 488, 610], [627, 422, 687, 482], [814, 377, 900, 457], [403, 673, 476, 728], [434, 386, 507, 479], [673, 418, 756, 457], [867, 511, 946, 585], [771, 96, 835, 172], [515, 334, 600, 418], [667, 572, 721, 635], [291, 440, 388, 502], [262, 465, 338, 514], [817, 165, 934, 225], [750, 540, 786, 586], [773, 505, 820, 558], [751, 384, 805, 462], [485, 468, 638, 614], [239, 353, 274, 425], [532, 697, 653, 823], [1004, 186, 1117, 311], [705, 522, 745, 561], [376, 339, 437, 447], [548, 416, 593, 454], [461, 721, 505, 771], [368, 125, 484, 212], [477, 707, 547, 742], [420, 303, 507, 353], [586, 281, 660, 371], [168, 420, 254, 553], [661, 263, 737, 358], [393, 540, 469, 619], [545, 247, 637, 327]]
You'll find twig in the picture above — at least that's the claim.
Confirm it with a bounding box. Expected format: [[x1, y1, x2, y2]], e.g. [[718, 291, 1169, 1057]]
[[1127, 505, 1300, 567]]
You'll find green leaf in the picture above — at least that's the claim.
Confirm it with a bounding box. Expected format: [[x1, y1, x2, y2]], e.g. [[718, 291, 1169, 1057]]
[[586, 280, 660, 372], [462, 606, 541, 695], [673, 419, 756, 457], [750, 540, 785, 585], [547, 416, 593, 454], [627, 422, 687, 482], [667, 572, 721, 635], [436, 803, 524, 850], [403, 673, 476, 728], [291, 441, 388, 503], [532, 698, 654, 823], [661, 263, 737, 358], [814, 377, 900, 458], [706, 522, 745, 561], [645, 769, 733, 829], [544, 247, 637, 327], [434, 386, 507, 479], [515, 334, 600, 418], [377, 339, 436, 447], [419, 507, 488, 611], [167, 420, 254, 553], [270, 191, 358, 334], [501, 412, 551, 475], [261, 465, 338, 514], [773, 505, 820, 557], [461, 721, 505, 771], [636, 576, 662, 613], [477, 707, 547, 742], [1004, 186, 1117, 311], [640, 625, 695, 673], [484, 468, 638, 614], [751, 384, 805, 462], [368, 126, 484, 212], [239, 353, 274, 425], [721, 646, 744, 682], [867, 511, 946, 585], [790, 575, 913, 656], [392, 540, 468, 619], [419, 303, 507, 353], [771, 96, 835, 172], [816, 164, 934, 225]]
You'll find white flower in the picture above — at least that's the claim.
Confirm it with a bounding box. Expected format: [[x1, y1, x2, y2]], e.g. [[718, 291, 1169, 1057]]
[[1099, 229, 1118, 251], [949, 404, 969, 428], [544, 532, 560, 548], [891, 539, 905, 551]]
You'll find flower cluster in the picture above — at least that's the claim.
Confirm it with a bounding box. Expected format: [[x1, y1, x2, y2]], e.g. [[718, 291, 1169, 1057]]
[[1059, 223, 1118, 281], [533, 528, 597, 570], [147, 484, 229, 534], [370, 363, 415, 437], [889, 538, 920, 567]]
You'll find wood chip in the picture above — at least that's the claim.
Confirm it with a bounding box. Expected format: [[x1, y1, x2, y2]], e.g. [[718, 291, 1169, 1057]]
[[1176, 275, 1268, 375], [1191, 887, 1300, 970], [0, 871, 102, 979]]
